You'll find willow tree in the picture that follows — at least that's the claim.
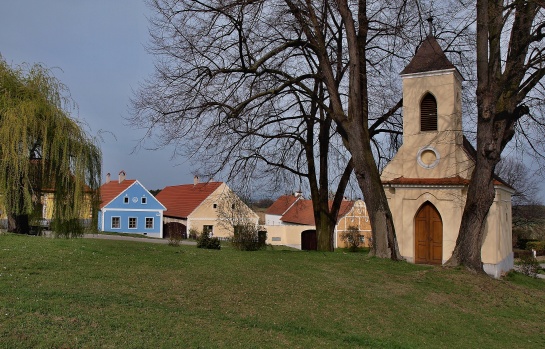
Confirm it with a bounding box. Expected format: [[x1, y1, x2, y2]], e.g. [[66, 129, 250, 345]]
[[0, 57, 101, 236]]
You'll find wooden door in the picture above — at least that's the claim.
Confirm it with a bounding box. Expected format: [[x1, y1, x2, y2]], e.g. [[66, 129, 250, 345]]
[[414, 202, 443, 264], [301, 230, 317, 251]]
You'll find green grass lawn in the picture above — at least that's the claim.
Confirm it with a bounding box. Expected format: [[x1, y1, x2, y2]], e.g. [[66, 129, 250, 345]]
[[1, 233, 544, 348]]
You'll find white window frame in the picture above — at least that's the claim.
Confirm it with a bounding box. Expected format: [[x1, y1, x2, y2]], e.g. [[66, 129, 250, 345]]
[[124, 196, 129, 204], [145, 217, 153, 229], [141, 196, 147, 204], [111, 216, 121, 229], [128, 217, 137, 229]]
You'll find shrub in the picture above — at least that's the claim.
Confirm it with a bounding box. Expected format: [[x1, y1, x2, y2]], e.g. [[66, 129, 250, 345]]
[[230, 224, 266, 251], [188, 228, 199, 240], [51, 219, 85, 238], [168, 229, 183, 247], [518, 254, 541, 278], [197, 231, 221, 250], [340, 225, 364, 252], [526, 241, 545, 255]]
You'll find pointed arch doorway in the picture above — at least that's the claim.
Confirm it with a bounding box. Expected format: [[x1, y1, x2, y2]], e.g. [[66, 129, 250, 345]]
[[415, 202, 443, 265]]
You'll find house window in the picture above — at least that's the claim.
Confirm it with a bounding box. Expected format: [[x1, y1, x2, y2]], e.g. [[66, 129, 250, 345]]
[[231, 204, 235, 209], [129, 217, 137, 229], [145, 217, 153, 229], [111, 217, 120, 229], [141, 196, 147, 204], [213, 203, 217, 209], [420, 93, 438, 131], [203, 225, 213, 236], [124, 196, 129, 204]]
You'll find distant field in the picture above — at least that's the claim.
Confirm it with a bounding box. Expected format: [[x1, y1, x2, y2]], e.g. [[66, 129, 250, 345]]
[[1, 233, 544, 348]]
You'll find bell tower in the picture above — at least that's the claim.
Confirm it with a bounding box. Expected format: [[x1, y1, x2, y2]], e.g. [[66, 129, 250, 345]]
[[382, 35, 467, 180]]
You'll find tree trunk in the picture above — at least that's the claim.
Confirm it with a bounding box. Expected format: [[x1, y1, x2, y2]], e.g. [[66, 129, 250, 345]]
[[349, 134, 402, 260], [8, 213, 30, 235], [315, 209, 337, 252], [445, 165, 495, 273]]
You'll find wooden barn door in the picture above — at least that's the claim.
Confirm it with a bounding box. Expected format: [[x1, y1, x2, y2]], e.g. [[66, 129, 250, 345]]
[[301, 230, 317, 251], [415, 202, 443, 265]]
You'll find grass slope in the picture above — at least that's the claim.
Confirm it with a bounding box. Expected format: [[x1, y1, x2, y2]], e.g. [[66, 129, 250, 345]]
[[1, 233, 544, 348]]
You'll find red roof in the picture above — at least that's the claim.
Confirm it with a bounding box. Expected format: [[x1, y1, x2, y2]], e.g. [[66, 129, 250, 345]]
[[99, 180, 137, 208], [265, 195, 299, 215], [382, 176, 507, 187], [156, 182, 223, 219], [272, 196, 355, 226], [280, 198, 315, 225]]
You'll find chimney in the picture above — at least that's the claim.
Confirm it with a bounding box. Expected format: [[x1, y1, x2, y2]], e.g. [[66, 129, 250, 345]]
[[105, 173, 111, 184], [193, 175, 199, 185], [118, 170, 126, 183]]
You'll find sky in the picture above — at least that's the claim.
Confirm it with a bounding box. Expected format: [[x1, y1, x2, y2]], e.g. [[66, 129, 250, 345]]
[[0, 0, 192, 191], [1, 1, 544, 203]]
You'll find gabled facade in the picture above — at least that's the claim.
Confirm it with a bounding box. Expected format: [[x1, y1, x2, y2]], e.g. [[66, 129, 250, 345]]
[[381, 35, 513, 277], [264, 194, 371, 249], [156, 178, 259, 239], [98, 171, 166, 238]]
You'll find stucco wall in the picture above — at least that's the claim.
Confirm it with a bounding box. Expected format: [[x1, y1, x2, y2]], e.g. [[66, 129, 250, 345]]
[[385, 184, 513, 271], [384, 186, 465, 263], [335, 200, 373, 248], [187, 183, 259, 239], [265, 224, 315, 246], [382, 71, 473, 182]]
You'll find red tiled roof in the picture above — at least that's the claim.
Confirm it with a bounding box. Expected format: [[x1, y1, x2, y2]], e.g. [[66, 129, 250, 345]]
[[280, 199, 314, 225], [401, 35, 457, 75], [156, 182, 223, 219], [383, 176, 469, 186], [99, 180, 137, 208], [382, 176, 507, 187], [280, 198, 355, 225], [265, 195, 300, 215]]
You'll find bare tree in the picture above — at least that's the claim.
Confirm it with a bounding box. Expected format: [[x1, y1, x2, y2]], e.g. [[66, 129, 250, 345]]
[[495, 157, 541, 206], [446, 0, 545, 272], [215, 189, 264, 250], [131, 0, 408, 253]]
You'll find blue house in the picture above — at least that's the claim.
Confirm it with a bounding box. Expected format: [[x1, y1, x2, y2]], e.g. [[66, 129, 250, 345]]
[[98, 171, 166, 238]]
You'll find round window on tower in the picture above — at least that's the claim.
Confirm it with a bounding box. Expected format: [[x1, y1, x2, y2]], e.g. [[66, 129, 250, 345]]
[[416, 146, 440, 169]]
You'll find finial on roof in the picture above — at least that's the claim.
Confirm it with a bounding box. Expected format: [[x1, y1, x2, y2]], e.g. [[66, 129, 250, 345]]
[[427, 15, 434, 37]]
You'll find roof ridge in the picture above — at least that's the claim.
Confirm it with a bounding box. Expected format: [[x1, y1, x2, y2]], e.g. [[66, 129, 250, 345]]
[[401, 35, 456, 75]]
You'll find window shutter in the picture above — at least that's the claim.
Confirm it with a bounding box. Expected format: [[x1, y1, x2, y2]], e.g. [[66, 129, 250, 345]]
[[421, 94, 438, 131]]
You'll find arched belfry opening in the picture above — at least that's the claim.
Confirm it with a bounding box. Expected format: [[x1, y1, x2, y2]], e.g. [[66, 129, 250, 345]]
[[414, 202, 443, 264], [420, 93, 438, 132]]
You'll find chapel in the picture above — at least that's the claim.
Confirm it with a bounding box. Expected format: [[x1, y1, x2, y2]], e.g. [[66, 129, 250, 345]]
[[380, 34, 514, 277]]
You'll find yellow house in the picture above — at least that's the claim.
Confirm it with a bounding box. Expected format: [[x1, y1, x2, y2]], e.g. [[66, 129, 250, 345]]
[[156, 177, 259, 239], [264, 193, 372, 249], [40, 191, 93, 223], [380, 35, 514, 278]]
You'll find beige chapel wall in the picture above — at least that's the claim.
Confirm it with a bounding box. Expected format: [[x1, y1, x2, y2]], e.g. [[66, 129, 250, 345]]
[[385, 187, 465, 263], [402, 71, 463, 142], [481, 187, 513, 264], [382, 72, 473, 182], [386, 185, 513, 266]]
